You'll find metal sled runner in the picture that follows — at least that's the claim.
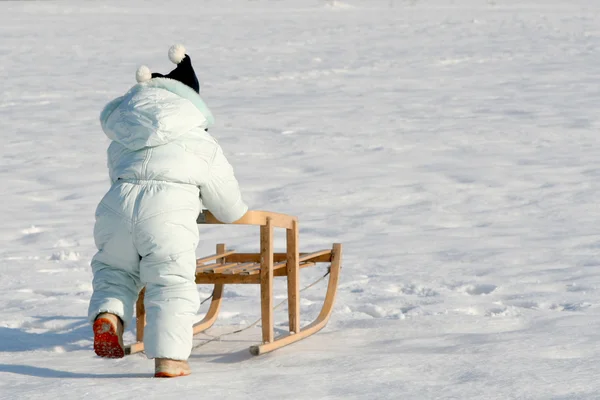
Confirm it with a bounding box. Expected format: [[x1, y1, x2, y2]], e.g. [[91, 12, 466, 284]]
[[125, 210, 342, 356]]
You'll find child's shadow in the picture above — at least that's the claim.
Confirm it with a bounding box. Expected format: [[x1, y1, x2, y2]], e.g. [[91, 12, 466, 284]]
[[0, 315, 139, 353], [0, 316, 90, 352], [0, 315, 149, 378], [0, 364, 148, 379]]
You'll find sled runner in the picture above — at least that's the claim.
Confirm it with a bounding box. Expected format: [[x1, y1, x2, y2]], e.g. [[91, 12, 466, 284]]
[[125, 210, 342, 356]]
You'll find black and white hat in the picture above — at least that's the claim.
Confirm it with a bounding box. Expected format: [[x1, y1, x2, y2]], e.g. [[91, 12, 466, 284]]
[[135, 44, 200, 93]]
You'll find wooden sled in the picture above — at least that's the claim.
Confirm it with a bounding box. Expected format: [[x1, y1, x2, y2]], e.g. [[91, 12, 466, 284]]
[[125, 210, 342, 356]]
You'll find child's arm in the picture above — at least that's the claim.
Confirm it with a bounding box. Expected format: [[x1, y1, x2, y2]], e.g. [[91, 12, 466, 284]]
[[107, 144, 118, 185], [200, 145, 248, 224]]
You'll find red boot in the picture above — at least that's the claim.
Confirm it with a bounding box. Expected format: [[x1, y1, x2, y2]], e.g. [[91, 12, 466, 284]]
[[93, 313, 124, 359]]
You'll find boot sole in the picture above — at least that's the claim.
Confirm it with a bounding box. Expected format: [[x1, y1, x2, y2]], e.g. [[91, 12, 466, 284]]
[[154, 370, 191, 378], [93, 317, 124, 359]]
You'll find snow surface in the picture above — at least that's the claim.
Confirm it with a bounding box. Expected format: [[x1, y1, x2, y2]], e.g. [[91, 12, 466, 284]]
[[2, 0, 600, 398]]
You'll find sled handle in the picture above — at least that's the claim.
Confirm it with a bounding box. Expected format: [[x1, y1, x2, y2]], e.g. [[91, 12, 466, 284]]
[[197, 210, 297, 230]]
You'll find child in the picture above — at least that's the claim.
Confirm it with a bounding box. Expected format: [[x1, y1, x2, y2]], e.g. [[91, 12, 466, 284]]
[[88, 45, 248, 378]]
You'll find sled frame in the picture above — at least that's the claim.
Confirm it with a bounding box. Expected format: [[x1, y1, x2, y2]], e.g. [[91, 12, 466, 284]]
[[125, 210, 342, 356]]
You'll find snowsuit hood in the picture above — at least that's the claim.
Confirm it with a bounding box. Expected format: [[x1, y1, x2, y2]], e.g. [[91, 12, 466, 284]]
[[100, 78, 215, 151]]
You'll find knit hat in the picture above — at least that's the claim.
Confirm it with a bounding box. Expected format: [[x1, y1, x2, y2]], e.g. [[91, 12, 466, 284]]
[[135, 44, 200, 93]]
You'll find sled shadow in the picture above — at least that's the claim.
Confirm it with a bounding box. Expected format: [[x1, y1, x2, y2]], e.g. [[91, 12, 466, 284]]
[[189, 326, 286, 363], [0, 364, 148, 379], [191, 347, 255, 364]]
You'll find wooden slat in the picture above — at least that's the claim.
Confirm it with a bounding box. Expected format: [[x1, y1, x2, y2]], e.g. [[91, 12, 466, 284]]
[[196, 260, 316, 277], [197, 262, 239, 274], [196, 263, 221, 274], [240, 260, 316, 276], [125, 341, 144, 356], [135, 288, 146, 343], [274, 262, 315, 276], [207, 262, 249, 274], [225, 252, 332, 264], [195, 264, 316, 282], [260, 218, 274, 343], [196, 250, 236, 266], [238, 249, 330, 275], [239, 262, 272, 275], [195, 274, 261, 284], [216, 244, 226, 262], [287, 220, 300, 334], [221, 262, 260, 275], [296, 249, 333, 263], [197, 210, 297, 230]]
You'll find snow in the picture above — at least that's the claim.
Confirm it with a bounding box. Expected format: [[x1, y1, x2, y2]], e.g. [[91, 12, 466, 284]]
[[1, 0, 600, 398]]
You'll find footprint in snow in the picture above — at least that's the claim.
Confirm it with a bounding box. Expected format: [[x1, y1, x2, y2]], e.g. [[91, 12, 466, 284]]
[[355, 304, 404, 319], [508, 300, 539, 310], [462, 284, 497, 296], [400, 284, 439, 297], [550, 302, 591, 312], [19, 226, 45, 244], [49, 250, 80, 261]]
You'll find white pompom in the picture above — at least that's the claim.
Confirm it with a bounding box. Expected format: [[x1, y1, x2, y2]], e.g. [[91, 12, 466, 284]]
[[168, 44, 186, 64], [136, 65, 152, 83]]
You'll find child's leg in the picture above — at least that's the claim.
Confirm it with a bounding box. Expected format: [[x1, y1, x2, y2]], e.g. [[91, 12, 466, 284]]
[[135, 210, 200, 363], [88, 205, 142, 351], [88, 257, 141, 328], [138, 248, 199, 362]]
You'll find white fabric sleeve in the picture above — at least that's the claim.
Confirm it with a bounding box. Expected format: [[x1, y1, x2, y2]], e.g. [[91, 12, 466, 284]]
[[200, 145, 248, 223], [107, 147, 118, 185]]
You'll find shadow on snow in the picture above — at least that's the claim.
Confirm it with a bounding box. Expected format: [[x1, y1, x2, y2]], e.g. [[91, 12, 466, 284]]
[[0, 364, 148, 379], [0, 315, 92, 352]]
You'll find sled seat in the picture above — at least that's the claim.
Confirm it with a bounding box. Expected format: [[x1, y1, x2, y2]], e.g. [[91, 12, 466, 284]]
[[194, 249, 332, 281], [127, 210, 342, 356]]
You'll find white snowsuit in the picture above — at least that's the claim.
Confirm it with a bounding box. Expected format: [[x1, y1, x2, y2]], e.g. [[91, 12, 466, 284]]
[[88, 78, 248, 360]]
